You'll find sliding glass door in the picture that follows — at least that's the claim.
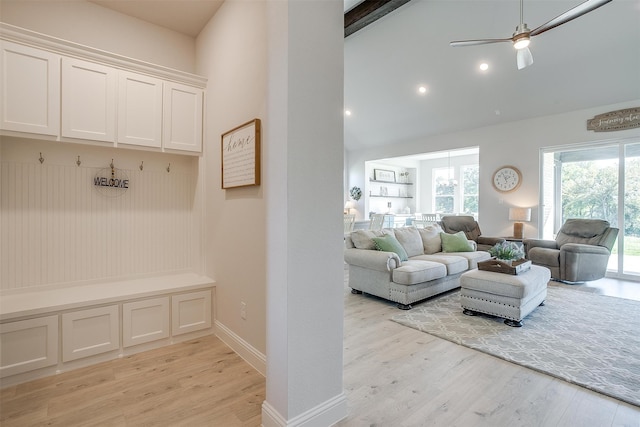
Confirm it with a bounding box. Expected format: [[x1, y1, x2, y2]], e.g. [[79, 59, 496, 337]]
[[541, 139, 640, 280]]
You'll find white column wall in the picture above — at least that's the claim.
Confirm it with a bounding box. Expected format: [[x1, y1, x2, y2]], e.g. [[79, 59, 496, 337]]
[[263, 1, 347, 425]]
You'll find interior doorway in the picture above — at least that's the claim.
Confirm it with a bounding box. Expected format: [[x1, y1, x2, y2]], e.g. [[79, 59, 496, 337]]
[[364, 147, 479, 220]]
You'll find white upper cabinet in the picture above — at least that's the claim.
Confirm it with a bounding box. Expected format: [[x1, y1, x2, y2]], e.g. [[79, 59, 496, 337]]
[[117, 71, 163, 148], [61, 57, 117, 143], [163, 82, 203, 153], [1, 24, 206, 154], [0, 41, 60, 136]]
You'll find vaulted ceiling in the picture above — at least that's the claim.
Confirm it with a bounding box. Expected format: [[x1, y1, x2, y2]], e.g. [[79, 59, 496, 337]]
[[90, 0, 640, 152]]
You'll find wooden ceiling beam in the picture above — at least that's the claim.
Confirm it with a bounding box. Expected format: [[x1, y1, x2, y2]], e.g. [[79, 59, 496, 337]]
[[344, 0, 412, 38]]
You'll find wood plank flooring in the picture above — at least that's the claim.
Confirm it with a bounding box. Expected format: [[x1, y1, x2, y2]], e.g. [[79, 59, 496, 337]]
[[2, 274, 639, 426]]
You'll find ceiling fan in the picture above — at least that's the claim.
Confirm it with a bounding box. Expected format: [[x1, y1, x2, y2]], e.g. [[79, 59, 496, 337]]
[[450, 0, 613, 70]]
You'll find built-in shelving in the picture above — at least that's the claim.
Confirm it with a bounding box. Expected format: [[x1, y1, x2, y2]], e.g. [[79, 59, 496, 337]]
[[370, 179, 413, 185], [370, 195, 413, 199]]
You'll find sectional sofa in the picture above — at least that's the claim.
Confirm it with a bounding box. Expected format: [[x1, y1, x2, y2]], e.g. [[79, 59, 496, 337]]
[[344, 224, 491, 309]]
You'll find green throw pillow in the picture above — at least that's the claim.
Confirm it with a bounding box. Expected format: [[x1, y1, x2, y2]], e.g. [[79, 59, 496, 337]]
[[440, 231, 474, 252], [372, 234, 409, 261]]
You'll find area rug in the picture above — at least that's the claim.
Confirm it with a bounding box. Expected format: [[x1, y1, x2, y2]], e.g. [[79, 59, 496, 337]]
[[390, 285, 640, 407]]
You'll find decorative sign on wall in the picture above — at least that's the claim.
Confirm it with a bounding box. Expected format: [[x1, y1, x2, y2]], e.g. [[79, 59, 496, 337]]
[[587, 107, 640, 132], [94, 162, 130, 197], [221, 118, 261, 189]]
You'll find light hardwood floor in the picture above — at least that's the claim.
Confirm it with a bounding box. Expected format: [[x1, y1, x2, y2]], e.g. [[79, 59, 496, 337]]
[[2, 275, 639, 426]]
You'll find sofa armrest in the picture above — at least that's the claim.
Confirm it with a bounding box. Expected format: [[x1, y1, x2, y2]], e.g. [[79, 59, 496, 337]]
[[344, 248, 401, 272], [477, 236, 505, 246]]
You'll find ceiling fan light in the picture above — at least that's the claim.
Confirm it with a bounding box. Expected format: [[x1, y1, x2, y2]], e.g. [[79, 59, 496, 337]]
[[513, 37, 530, 50]]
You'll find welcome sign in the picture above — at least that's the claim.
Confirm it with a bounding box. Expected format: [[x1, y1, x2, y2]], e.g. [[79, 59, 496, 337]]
[[94, 166, 130, 197]]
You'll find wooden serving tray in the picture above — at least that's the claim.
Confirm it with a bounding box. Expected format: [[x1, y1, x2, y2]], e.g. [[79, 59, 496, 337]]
[[477, 259, 532, 275]]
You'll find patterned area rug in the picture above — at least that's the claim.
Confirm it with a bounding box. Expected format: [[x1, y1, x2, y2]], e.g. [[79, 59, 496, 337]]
[[391, 285, 640, 407]]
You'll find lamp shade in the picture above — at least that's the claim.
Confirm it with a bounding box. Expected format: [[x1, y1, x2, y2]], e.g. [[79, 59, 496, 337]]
[[344, 200, 356, 210], [509, 207, 531, 222]]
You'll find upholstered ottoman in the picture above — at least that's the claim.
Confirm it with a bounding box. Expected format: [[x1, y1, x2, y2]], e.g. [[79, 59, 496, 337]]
[[460, 265, 551, 327]]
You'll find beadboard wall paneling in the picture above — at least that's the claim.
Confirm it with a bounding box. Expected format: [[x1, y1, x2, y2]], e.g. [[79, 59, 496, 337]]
[[1, 151, 197, 290]]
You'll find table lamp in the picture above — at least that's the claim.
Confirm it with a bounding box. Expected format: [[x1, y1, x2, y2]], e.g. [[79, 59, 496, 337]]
[[344, 200, 356, 215], [509, 207, 531, 239]]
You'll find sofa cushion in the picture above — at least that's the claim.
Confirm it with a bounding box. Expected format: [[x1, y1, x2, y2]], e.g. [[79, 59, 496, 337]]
[[350, 229, 386, 250], [393, 227, 424, 257], [372, 234, 409, 261], [411, 254, 469, 275], [418, 224, 443, 254], [440, 231, 474, 252], [392, 260, 447, 285], [447, 250, 492, 269]]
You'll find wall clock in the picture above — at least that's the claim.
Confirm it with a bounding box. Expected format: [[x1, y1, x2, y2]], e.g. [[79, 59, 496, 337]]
[[492, 166, 522, 193]]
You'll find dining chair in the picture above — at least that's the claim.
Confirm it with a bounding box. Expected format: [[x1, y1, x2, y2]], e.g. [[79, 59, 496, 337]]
[[343, 214, 356, 235], [369, 214, 385, 231]]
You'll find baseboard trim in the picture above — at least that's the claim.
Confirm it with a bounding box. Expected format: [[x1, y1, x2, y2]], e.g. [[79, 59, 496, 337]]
[[214, 319, 266, 376], [262, 392, 348, 427]]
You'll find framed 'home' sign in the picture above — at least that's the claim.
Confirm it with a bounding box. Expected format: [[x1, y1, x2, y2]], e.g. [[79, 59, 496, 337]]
[[221, 118, 261, 189]]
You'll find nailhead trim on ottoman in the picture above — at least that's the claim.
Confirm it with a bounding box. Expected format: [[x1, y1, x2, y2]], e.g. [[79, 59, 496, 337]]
[[460, 265, 551, 325]]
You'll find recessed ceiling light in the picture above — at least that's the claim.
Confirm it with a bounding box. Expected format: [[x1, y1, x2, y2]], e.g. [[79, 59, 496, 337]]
[[345, 109, 352, 116], [418, 86, 428, 94], [479, 63, 489, 71]]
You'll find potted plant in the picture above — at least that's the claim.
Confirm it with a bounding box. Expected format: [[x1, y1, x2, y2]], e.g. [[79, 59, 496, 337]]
[[488, 241, 525, 265]]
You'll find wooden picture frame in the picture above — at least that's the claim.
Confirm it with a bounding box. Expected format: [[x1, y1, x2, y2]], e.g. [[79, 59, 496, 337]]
[[374, 169, 396, 182], [221, 118, 261, 189]]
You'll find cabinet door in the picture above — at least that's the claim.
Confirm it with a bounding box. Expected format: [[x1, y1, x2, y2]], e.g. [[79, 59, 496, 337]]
[[171, 290, 211, 336], [163, 82, 203, 153], [0, 315, 59, 378], [62, 305, 119, 362], [118, 71, 163, 148], [0, 41, 60, 136], [61, 57, 116, 142], [123, 297, 170, 347]]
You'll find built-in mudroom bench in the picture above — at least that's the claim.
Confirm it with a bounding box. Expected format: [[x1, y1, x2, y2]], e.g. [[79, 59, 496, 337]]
[[0, 273, 215, 387]]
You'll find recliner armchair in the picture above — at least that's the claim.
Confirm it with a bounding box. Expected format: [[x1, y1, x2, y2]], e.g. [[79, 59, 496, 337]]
[[524, 218, 618, 282], [439, 215, 505, 252]]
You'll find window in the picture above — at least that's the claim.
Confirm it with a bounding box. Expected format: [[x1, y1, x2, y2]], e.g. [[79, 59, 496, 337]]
[[433, 167, 454, 213], [462, 164, 479, 216], [541, 140, 640, 280]]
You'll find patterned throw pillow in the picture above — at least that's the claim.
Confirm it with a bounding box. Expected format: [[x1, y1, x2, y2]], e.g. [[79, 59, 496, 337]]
[[372, 234, 409, 261]]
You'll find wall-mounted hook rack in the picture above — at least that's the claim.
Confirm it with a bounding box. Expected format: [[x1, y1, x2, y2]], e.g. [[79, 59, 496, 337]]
[[166, 163, 171, 173], [39, 153, 44, 164], [76, 156, 81, 167]]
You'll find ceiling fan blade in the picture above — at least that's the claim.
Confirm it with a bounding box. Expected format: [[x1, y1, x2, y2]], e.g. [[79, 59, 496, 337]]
[[450, 38, 512, 47], [530, 0, 612, 37], [516, 47, 533, 70]]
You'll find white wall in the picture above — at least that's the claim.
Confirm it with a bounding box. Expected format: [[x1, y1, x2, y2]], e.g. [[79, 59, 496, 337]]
[[0, 0, 196, 72], [0, 139, 198, 290], [346, 100, 640, 239], [195, 0, 268, 363]]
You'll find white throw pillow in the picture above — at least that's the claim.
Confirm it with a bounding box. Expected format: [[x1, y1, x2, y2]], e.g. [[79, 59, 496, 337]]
[[393, 227, 424, 258], [350, 229, 386, 250], [418, 224, 443, 254]]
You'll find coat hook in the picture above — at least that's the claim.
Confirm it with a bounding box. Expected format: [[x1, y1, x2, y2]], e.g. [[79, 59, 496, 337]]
[[166, 163, 171, 173], [110, 159, 115, 170], [139, 161, 144, 171], [39, 152, 44, 164], [76, 156, 81, 167]]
